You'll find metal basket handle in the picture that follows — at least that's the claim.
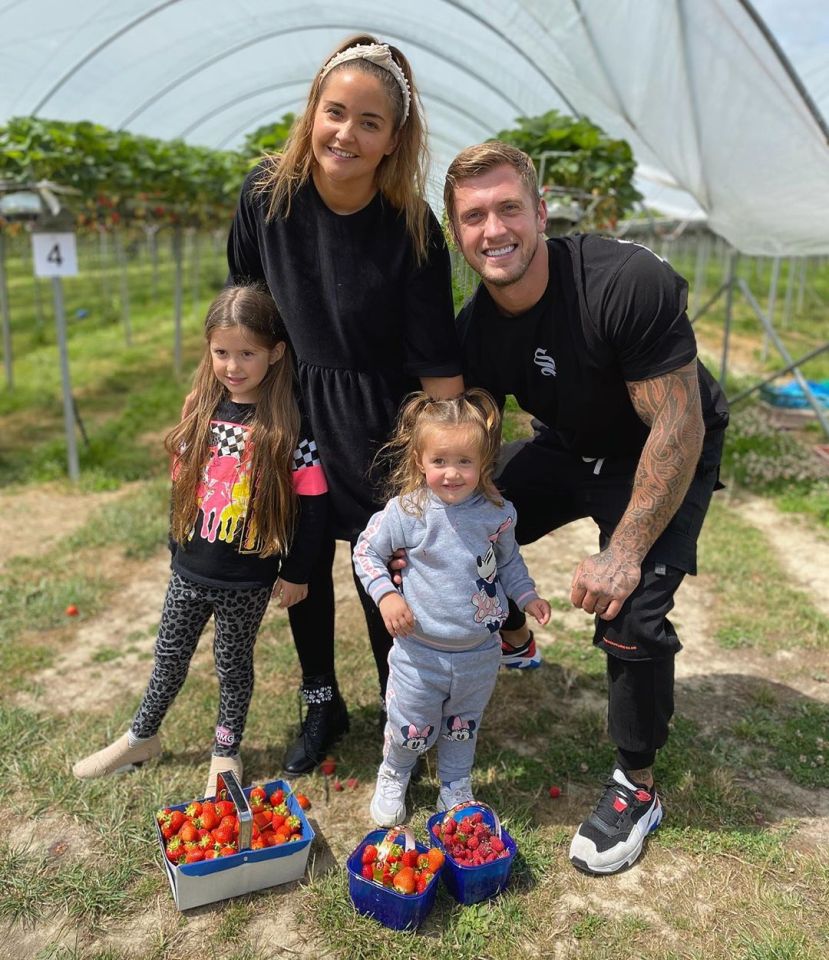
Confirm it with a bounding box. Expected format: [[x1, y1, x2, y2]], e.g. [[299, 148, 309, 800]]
[[439, 800, 502, 839], [216, 769, 253, 851]]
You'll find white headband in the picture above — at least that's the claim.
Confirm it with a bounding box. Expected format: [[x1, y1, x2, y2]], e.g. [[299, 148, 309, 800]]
[[319, 43, 411, 125]]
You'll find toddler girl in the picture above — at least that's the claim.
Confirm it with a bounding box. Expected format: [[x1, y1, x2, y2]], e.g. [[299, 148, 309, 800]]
[[353, 389, 550, 825]]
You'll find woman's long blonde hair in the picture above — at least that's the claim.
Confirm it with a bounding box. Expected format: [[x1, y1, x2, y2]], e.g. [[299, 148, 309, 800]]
[[254, 33, 431, 261], [166, 285, 300, 557], [381, 389, 503, 515]]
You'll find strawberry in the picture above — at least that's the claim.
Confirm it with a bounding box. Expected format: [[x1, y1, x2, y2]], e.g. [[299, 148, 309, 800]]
[[184, 849, 205, 863], [490, 837, 505, 853], [212, 824, 233, 846], [155, 807, 173, 824], [427, 847, 445, 872], [218, 845, 236, 857], [214, 800, 234, 819], [250, 838, 267, 850], [65, 604, 79, 616], [333, 780, 344, 791], [168, 810, 186, 833], [392, 867, 416, 894], [249, 786, 267, 807], [361, 864, 373, 880], [361, 844, 378, 865], [185, 801, 203, 819], [178, 820, 199, 844], [319, 757, 337, 776], [549, 785, 561, 799], [199, 802, 219, 831], [203, 849, 217, 859], [269, 788, 285, 807], [401, 849, 419, 869], [346, 778, 359, 790], [295, 793, 311, 810]]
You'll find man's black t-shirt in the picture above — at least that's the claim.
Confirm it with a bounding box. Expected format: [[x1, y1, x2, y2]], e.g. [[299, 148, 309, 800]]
[[457, 235, 728, 458]]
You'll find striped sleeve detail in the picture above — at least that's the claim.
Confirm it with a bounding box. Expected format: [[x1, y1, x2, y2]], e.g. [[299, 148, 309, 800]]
[[352, 508, 391, 584]]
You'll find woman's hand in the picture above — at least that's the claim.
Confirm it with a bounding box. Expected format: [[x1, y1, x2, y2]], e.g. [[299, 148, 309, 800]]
[[272, 578, 308, 609]]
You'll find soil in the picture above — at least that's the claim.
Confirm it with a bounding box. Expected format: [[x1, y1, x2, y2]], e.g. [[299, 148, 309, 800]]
[[3, 482, 828, 959]]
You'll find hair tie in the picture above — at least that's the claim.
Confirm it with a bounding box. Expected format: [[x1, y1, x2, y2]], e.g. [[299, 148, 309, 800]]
[[320, 42, 411, 124]]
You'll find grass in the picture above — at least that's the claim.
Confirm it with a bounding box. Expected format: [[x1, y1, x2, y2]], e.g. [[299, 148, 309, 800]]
[[0, 503, 826, 959], [697, 500, 829, 653]]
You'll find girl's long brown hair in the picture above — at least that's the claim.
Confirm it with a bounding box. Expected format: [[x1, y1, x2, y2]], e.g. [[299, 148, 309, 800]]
[[253, 33, 431, 262], [165, 285, 299, 558], [380, 388, 504, 516]]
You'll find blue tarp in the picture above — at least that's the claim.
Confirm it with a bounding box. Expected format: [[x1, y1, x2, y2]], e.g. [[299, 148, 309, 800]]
[[761, 379, 829, 409]]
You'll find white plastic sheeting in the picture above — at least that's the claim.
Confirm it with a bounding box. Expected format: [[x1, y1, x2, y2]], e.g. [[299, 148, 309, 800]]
[[1, 0, 827, 254]]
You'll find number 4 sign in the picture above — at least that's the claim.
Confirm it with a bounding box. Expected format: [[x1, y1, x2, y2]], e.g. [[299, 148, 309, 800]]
[[32, 232, 79, 277]]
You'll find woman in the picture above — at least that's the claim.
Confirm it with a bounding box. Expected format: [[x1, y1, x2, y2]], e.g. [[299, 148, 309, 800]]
[[227, 34, 463, 773]]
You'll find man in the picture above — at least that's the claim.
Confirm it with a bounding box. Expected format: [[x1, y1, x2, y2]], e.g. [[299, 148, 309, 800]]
[[444, 142, 728, 875]]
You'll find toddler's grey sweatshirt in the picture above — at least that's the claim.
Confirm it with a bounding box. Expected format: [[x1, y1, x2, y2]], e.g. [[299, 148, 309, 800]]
[[353, 491, 539, 650]]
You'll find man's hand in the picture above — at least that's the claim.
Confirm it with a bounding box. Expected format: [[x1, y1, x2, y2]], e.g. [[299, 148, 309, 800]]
[[570, 546, 641, 621], [388, 548, 407, 587], [378, 592, 415, 637], [524, 597, 552, 626], [272, 578, 308, 609]]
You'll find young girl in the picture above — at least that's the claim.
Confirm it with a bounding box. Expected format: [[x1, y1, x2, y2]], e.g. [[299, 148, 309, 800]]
[[353, 390, 551, 826], [73, 285, 327, 797], [227, 35, 463, 774]]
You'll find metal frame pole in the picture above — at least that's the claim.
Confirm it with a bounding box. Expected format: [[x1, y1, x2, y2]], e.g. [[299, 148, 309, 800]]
[[0, 232, 12, 389], [52, 276, 80, 480]]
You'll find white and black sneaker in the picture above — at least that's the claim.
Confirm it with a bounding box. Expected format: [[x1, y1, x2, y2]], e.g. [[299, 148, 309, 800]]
[[569, 766, 663, 874]]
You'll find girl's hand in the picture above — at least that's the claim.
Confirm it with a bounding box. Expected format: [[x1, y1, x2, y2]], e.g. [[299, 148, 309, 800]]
[[524, 597, 551, 626], [272, 578, 308, 609], [378, 593, 415, 638]]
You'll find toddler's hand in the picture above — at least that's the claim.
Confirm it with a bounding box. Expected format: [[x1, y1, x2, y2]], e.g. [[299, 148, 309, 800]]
[[524, 597, 551, 626], [272, 578, 308, 609], [378, 592, 415, 637]]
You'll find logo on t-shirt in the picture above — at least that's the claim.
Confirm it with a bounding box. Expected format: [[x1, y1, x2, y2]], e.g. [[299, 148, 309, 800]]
[[533, 348, 557, 377]]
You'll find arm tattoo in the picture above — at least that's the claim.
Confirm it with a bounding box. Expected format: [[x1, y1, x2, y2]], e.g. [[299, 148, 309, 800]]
[[611, 360, 705, 565]]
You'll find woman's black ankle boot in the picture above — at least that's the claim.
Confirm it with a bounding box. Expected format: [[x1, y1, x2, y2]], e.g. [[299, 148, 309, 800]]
[[282, 673, 349, 775]]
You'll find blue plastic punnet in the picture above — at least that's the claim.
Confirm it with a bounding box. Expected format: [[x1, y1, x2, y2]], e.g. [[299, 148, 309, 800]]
[[347, 827, 441, 930], [427, 802, 517, 905]]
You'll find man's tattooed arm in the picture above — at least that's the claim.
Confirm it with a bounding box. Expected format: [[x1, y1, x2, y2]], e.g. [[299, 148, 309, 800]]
[[570, 360, 704, 620], [614, 360, 705, 563]]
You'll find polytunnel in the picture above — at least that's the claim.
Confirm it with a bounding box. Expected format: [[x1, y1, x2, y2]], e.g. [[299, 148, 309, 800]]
[[1, 0, 828, 255]]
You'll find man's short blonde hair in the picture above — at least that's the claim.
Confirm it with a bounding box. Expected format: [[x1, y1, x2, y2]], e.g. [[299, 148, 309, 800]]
[[444, 141, 540, 225]]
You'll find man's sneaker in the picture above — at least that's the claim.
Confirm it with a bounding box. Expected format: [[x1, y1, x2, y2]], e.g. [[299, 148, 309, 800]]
[[436, 776, 474, 812], [370, 763, 411, 827], [500, 631, 542, 670], [569, 766, 663, 875]]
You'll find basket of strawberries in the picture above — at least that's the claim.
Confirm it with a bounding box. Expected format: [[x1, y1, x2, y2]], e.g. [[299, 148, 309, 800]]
[[154, 771, 315, 910], [427, 801, 517, 905], [347, 825, 445, 930]]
